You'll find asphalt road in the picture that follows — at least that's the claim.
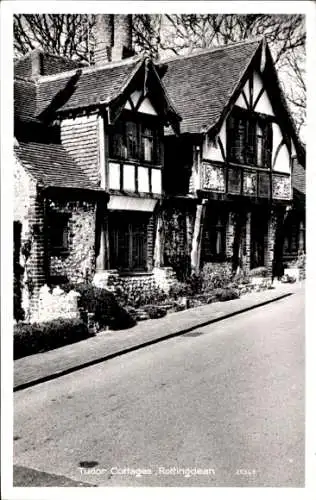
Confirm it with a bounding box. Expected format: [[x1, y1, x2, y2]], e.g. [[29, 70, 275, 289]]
[[14, 289, 305, 487]]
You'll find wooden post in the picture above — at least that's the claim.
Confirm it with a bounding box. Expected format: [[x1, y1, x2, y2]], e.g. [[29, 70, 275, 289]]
[[191, 200, 207, 275], [154, 213, 165, 267], [299, 220, 305, 252], [96, 202, 110, 271], [98, 114, 106, 189]]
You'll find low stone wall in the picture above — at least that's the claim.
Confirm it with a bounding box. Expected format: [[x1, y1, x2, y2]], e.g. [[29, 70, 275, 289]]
[[32, 285, 81, 323], [93, 267, 179, 295], [202, 261, 233, 276], [153, 267, 178, 293]]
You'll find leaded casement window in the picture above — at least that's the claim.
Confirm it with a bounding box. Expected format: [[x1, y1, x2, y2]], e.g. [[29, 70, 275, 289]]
[[109, 212, 148, 271], [202, 210, 227, 262], [48, 212, 70, 255], [109, 113, 160, 164], [227, 107, 272, 168]]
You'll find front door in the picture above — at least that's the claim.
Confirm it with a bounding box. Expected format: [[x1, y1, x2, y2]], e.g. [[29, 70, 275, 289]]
[[250, 211, 267, 268]]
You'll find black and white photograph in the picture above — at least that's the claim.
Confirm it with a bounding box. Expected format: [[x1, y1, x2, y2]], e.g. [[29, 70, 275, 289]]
[[1, 0, 314, 497]]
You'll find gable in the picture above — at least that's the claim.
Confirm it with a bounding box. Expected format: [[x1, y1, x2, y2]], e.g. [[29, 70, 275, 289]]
[[124, 90, 158, 115], [234, 70, 275, 116], [163, 39, 261, 135]]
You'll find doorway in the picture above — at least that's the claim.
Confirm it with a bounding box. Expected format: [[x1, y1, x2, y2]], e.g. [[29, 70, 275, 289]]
[[250, 210, 268, 269]]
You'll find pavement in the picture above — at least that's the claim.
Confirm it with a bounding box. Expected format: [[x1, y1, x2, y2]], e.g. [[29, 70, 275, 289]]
[[14, 280, 304, 392], [14, 285, 305, 487]]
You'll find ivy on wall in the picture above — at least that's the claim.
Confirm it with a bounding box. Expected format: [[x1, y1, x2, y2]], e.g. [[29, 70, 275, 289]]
[[162, 207, 191, 280]]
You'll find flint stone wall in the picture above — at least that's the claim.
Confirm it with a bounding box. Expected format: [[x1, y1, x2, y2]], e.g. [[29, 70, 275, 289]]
[[34, 285, 81, 323]]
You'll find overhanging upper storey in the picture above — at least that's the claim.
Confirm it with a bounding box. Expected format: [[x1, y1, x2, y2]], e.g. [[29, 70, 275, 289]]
[[163, 38, 304, 204]]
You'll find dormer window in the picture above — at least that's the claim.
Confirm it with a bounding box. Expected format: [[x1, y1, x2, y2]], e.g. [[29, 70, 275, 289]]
[[109, 112, 160, 164], [227, 107, 272, 168]]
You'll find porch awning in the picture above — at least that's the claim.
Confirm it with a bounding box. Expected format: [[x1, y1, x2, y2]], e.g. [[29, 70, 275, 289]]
[[108, 195, 158, 212]]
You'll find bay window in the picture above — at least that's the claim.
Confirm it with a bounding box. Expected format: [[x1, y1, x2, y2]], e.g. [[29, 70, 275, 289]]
[[109, 112, 160, 164], [227, 107, 272, 168]]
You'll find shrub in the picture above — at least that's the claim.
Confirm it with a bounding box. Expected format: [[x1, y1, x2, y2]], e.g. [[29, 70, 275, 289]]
[[286, 252, 305, 270], [249, 267, 268, 277], [166, 254, 191, 281], [14, 318, 90, 359], [281, 274, 296, 284], [214, 287, 240, 301], [168, 281, 191, 299], [201, 262, 233, 292], [14, 263, 25, 322], [114, 283, 167, 309], [141, 305, 167, 319], [232, 269, 251, 285], [62, 283, 136, 330], [185, 273, 203, 296]]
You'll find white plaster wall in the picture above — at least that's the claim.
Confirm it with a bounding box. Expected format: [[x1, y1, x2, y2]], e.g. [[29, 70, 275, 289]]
[[108, 162, 121, 190], [274, 144, 291, 173], [235, 93, 248, 109], [253, 71, 263, 105], [253, 71, 274, 115], [151, 168, 162, 194], [138, 166, 150, 192], [233, 72, 275, 116], [272, 123, 290, 173], [138, 98, 157, 115], [123, 164, 135, 191], [255, 90, 274, 115], [203, 118, 227, 162], [243, 78, 250, 104], [130, 90, 142, 107], [125, 91, 158, 115]]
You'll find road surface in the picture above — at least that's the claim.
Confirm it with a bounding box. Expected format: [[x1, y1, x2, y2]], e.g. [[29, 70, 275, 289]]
[[14, 289, 305, 487]]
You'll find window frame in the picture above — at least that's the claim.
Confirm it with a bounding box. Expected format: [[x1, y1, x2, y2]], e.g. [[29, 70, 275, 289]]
[[227, 107, 272, 169], [109, 212, 149, 272], [109, 111, 160, 165], [48, 212, 70, 256]]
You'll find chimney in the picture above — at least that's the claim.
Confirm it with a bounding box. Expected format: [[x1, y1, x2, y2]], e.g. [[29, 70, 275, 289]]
[[112, 15, 134, 61], [94, 14, 134, 65], [31, 49, 42, 79], [94, 14, 114, 65]]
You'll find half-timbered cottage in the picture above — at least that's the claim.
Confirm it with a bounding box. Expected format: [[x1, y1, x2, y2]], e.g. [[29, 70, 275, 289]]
[[14, 14, 305, 321], [161, 38, 305, 277]]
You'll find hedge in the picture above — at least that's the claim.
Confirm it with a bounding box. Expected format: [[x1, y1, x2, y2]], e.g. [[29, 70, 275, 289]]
[[14, 318, 91, 360]]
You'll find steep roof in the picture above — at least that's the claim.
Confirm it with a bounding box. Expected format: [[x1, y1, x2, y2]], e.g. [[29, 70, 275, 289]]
[[292, 157, 305, 208], [292, 158, 305, 196], [14, 53, 180, 129], [14, 141, 101, 191], [14, 78, 39, 123], [162, 39, 261, 135], [14, 49, 84, 80], [36, 56, 143, 116]]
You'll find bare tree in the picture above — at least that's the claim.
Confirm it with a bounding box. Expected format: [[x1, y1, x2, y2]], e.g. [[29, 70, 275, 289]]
[[14, 13, 305, 133], [14, 14, 95, 62], [156, 14, 305, 135]]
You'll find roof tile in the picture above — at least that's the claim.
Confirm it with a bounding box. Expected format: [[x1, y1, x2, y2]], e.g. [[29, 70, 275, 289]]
[[36, 57, 142, 115], [15, 141, 101, 191], [162, 40, 261, 134]]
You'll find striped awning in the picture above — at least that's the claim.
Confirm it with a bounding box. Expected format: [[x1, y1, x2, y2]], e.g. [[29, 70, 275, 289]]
[[108, 195, 158, 212]]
